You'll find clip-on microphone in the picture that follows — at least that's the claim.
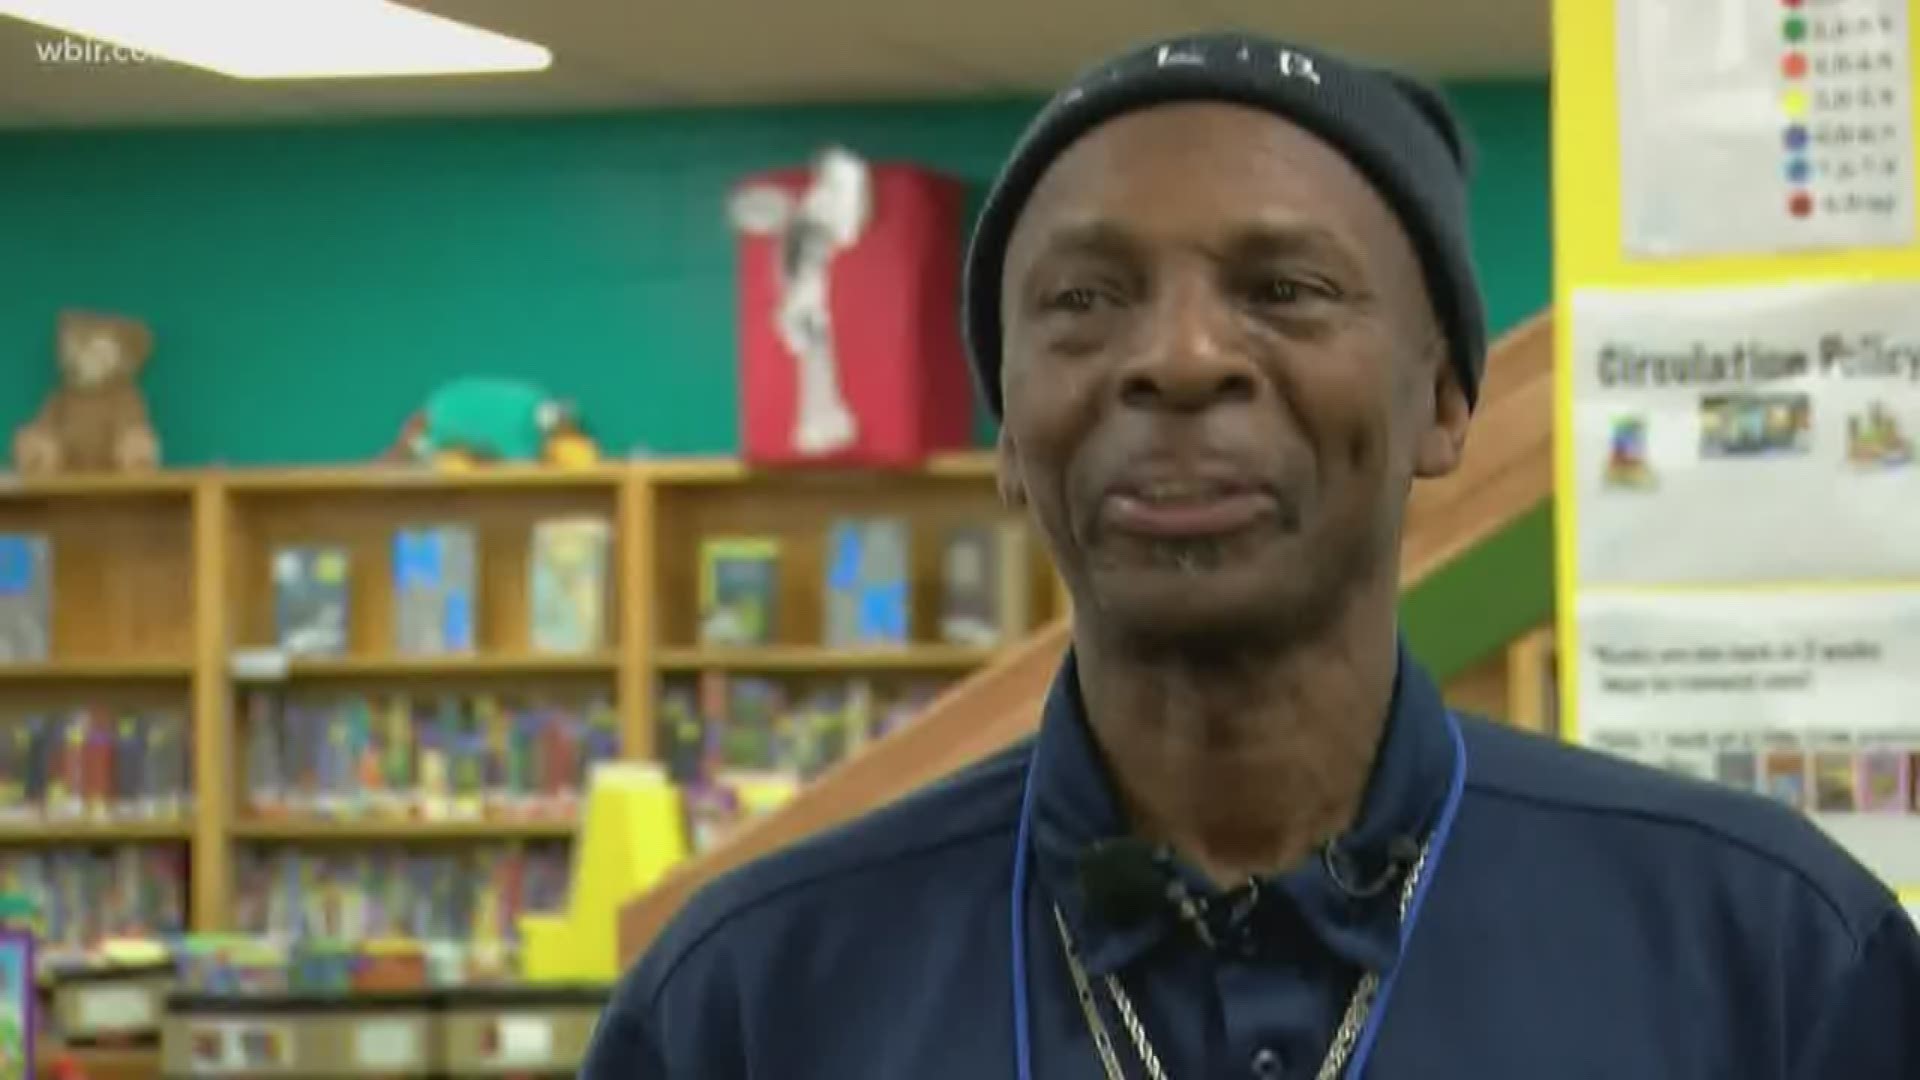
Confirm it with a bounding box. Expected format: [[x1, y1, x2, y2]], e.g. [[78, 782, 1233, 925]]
[[1323, 834, 1422, 899], [1076, 837, 1220, 949]]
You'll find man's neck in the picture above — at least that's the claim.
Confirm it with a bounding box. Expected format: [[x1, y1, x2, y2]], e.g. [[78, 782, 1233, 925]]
[[1073, 608, 1400, 889]]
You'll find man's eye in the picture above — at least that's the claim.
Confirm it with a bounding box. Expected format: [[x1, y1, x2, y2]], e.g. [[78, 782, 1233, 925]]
[[1259, 278, 1305, 303], [1248, 276, 1339, 307], [1044, 287, 1102, 313]]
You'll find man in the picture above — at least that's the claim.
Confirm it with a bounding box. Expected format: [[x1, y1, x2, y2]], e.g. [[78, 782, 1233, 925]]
[[581, 32, 1920, 1078]]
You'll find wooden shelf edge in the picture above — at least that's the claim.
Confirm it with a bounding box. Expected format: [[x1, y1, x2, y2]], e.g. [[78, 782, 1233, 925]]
[[0, 471, 197, 499], [654, 644, 1004, 672], [639, 449, 996, 486], [231, 652, 621, 679], [36, 1043, 160, 1078], [217, 462, 630, 493], [0, 820, 192, 843], [230, 818, 578, 842], [0, 452, 1002, 500], [0, 658, 194, 682]]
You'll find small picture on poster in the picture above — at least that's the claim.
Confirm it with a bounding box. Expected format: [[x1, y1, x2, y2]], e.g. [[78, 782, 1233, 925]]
[[1857, 750, 1911, 811], [1714, 749, 1759, 792], [1813, 752, 1859, 812], [1698, 392, 1811, 459], [0, 929, 32, 1080], [1602, 414, 1658, 490], [1844, 401, 1915, 469], [1764, 751, 1809, 810]]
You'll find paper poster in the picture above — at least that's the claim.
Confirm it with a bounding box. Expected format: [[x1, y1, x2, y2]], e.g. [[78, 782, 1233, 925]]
[[1617, 0, 1914, 257], [1575, 589, 1920, 885], [1569, 280, 1920, 586]]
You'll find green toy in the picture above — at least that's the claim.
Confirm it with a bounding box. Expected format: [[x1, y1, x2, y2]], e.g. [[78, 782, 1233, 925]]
[[388, 376, 592, 467]]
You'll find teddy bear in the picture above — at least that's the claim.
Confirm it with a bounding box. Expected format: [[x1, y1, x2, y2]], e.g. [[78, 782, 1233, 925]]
[[12, 309, 162, 476]]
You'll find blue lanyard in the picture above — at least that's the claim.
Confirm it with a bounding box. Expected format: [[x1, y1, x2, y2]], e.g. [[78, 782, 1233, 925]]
[[1011, 710, 1469, 1080]]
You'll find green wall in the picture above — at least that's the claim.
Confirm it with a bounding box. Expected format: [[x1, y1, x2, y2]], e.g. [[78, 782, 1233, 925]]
[[0, 82, 1549, 467]]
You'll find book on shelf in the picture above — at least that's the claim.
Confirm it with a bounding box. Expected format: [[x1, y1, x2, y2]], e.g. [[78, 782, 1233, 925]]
[[0, 533, 50, 664], [230, 843, 572, 988], [0, 706, 192, 824], [241, 689, 619, 824], [657, 671, 950, 853], [823, 516, 910, 648], [698, 537, 780, 647], [273, 545, 351, 657], [0, 847, 188, 967], [392, 525, 477, 655], [529, 517, 611, 654], [938, 518, 1031, 648]]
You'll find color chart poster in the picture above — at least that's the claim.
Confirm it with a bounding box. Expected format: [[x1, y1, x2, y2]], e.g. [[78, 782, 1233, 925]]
[[1569, 279, 1920, 587], [1617, 0, 1914, 257]]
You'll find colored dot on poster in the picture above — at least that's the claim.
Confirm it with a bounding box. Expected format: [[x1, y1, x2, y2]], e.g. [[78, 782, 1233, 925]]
[[1784, 124, 1809, 151], [1782, 52, 1808, 79], [1788, 191, 1814, 217], [1782, 0, 1802, 7], [1783, 16, 1806, 41], [1782, 89, 1808, 117], [1787, 157, 1811, 183]]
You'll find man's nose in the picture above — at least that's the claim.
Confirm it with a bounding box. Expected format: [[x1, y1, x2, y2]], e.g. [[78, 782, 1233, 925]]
[[1115, 281, 1258, 412]]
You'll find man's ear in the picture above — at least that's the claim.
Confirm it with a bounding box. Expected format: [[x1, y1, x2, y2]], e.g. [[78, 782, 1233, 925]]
[[995, 426, 1027, 509], [1413, 355, 1472, 480]]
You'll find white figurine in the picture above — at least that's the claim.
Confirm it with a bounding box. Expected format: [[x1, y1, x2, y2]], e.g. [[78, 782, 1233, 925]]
[[730, 146, 873, 456]]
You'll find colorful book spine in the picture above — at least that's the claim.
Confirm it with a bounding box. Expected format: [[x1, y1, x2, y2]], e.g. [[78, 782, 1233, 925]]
[[230, 844, 572, 966], [658, 673, 949, 795], [0, 708, 191, 822], [238, 690, 619, 822], [0, 846, 187, 959]]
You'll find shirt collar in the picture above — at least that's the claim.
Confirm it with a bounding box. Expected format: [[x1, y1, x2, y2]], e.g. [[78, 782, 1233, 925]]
[[1027, 636, 1459, 978]]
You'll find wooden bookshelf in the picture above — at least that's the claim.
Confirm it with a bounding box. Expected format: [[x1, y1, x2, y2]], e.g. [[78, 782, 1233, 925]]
[[1439, 624, 1560, 736], [0, 452, 1061, 936]]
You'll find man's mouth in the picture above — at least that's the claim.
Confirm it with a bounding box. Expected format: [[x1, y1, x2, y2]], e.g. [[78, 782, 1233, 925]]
[[1101, 475, 1276, 539]]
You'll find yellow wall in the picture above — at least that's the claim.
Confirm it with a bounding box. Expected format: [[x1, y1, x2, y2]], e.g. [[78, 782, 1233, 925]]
[[1550, 0, 1920, 911]]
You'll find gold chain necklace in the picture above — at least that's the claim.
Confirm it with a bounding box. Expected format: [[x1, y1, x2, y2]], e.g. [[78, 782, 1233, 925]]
[[1051, 838, 1431, 1080]]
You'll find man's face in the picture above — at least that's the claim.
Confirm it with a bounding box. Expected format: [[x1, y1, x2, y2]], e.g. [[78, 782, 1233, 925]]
[[997, 102, 1470, 650]]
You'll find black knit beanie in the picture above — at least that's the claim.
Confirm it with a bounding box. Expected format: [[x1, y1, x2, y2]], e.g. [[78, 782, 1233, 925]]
[[963, 32, 1487, 419]]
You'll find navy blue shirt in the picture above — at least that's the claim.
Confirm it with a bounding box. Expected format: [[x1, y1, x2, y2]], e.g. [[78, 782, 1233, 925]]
[[581, 645, 1920, 1078]]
